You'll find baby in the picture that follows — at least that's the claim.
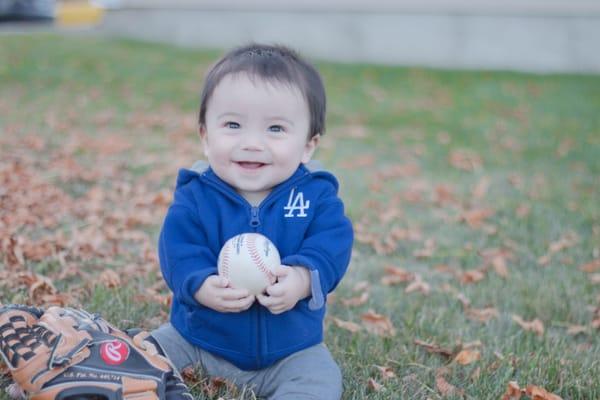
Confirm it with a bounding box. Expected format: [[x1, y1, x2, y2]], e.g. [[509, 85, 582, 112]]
[[152, 43, 354, 399]]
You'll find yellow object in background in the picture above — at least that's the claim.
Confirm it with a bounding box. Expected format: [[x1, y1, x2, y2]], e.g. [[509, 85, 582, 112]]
[[56, 1, 104, 26]]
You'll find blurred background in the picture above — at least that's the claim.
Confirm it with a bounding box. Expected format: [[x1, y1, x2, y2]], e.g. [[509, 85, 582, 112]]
[[1, 0, 600, 73]]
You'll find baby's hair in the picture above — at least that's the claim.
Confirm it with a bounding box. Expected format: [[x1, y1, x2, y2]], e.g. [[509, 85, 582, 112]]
[[198, 43, 326, 138]]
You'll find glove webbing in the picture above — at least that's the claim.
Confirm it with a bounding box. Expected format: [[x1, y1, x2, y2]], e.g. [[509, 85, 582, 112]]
[[0, 315, 58, 367]]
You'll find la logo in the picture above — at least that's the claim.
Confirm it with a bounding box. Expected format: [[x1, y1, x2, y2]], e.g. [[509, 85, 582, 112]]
[[284, 188, 310, 217]]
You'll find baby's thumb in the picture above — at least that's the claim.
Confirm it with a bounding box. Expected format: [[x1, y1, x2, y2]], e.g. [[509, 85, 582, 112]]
[[271, 264, 289, 277], [215, 275, 230, 287]]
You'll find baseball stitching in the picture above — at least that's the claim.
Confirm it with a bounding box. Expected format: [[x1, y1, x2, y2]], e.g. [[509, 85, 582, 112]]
[[220, 241, 231, 278], [246, 235, 275, 283]]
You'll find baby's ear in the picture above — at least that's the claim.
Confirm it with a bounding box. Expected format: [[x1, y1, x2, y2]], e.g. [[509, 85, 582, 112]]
[[199, 126, 209, 157], [301, 134, 320, 164]]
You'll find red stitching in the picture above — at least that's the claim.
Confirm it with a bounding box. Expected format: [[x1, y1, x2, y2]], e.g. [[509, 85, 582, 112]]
[[219, 241, 231, 278], [247, 235, 275, 283]]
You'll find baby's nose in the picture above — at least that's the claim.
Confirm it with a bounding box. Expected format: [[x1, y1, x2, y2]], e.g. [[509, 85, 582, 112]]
[[240, 131, 265, 151]]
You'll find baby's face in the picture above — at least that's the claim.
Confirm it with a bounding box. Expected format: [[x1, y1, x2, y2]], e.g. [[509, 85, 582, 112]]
[[201, 73, 318, 205]]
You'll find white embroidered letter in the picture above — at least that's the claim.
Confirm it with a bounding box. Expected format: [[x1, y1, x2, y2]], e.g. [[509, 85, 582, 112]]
[[284, 188, 310, 217]]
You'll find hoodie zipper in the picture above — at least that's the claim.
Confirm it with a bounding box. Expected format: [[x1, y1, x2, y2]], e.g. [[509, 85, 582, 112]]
[[201, 168, 310, 229], [200, 167, 310, 368], [250, 207, 260, 228]]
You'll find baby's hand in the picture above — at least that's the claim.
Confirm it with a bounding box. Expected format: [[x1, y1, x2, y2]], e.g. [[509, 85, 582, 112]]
[[194, 275, 255, 313], [257, 265, 311, 315]]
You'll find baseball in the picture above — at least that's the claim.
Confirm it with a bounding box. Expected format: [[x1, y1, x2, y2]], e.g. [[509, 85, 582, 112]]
[[217, 233, 280, 295]]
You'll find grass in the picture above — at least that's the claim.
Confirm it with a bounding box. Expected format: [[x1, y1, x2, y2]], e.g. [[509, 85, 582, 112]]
[[1, 34, 599, 399]]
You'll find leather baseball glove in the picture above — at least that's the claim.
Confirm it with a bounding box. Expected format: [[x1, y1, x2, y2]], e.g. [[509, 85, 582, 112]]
[[0, 304, 192, 400]]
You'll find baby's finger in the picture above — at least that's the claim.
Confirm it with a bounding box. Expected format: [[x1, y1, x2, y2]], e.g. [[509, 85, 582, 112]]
[[265, 284, 285, 297], [256, 294, 278, 308], [224, 296, 255, 312], [221, 288, 251, 300], [270, 264, 290, 278]]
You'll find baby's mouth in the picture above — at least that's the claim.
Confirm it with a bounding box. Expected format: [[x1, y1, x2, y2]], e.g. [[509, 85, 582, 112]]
[[236, 161, 266, 169]]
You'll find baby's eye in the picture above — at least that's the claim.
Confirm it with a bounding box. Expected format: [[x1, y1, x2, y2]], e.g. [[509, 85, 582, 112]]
[[225, 122, 240, 129], [268, 125, 285, 133]]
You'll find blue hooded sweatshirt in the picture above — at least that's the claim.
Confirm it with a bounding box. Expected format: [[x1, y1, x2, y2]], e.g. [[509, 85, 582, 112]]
[[158, 161, 353, 370]]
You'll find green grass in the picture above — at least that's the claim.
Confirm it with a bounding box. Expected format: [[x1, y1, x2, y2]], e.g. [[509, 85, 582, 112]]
[[1, 34, 599, 399]]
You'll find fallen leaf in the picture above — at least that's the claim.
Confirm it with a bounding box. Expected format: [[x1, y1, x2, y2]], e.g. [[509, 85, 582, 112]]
[[516, 203, 531, 218], [566, 325, 589, 336], [341, 292, 369, 307], [367, 378, 385, 392], [100, 269, 121, 288], [579, 259, 600, 273], [381, 265, 414, 286], [465, 307, 499, 323], [461, 208, 495, 228], [525, 384, 563, 400], [405, 275, 430, 295], [413, 339, 454, 358], [353, 281, 371, 292], [501, 381, 523, 400], [449, 149, 483, 171], [548, 232, 578, 254], [472, 176, 491, 200], [537, 254, 551, 266], [374, 365, 397, 381], [492, 256, 509, 278], [589, 273, 600, 284], [459, 269, 486, 284], [435, 370, 464, 397], [331, 317, 362, 333], [361, 310, 396, 337], [512, 315, 544, 336], [454, 349, 481, 365]]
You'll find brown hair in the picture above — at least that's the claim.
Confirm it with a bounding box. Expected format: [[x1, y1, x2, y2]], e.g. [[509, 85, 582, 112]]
[[198, 43, 326, 138]]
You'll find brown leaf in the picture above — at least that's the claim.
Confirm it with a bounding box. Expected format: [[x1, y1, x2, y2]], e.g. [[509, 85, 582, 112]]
[[413, 339, 454, 358], [579, 259, 600, 273], [361, 310, 396, 337], [512, 315, 544, 336], [99, 269, 122, 288], [434, 184, 457, 206], [590, 273, 600, 285], [492, 256, 509, 278], [449, 149, 483, 171], [374, 365, 397, 380], [28, 274, 57, 304], [435, 372, 464, 397], [341, 292, 369, 307], [566, 324, 589, 336], [472, 176, 491, 201], [459, 269, 486, 284], [461, 208, 495, 228], [331, 317, 362, 333], [405, 275, 431, 295], [525, 384, 563, 400], [381, 266, 414, 286], [353, 281, 371, 292], [465, 307, 499, 323], [453, 349, 481, 365], [501, 381, 523, 400], [367, 378, 385, 392], [516, 203, 531, 218], [548, 232, 578, 254], [537, 254, 551, 266]]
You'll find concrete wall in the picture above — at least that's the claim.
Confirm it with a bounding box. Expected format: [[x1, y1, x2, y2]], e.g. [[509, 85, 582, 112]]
[[98, 1, 600, 73]]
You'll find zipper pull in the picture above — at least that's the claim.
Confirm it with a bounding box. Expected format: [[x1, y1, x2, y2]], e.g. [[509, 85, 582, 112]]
[[250, 207, 260, 227]]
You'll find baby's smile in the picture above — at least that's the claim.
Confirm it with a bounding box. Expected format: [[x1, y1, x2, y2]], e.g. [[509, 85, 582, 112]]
[[236, 161, 268, 170]]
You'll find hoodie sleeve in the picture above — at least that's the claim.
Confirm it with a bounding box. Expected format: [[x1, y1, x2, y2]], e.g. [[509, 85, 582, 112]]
[[281, 183, 353, 310], [158, 184, 217, 307]]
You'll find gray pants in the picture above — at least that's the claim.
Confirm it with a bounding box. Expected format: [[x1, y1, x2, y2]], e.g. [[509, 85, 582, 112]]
[[151, 323, 342, 400]]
